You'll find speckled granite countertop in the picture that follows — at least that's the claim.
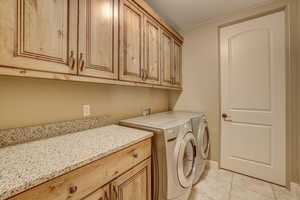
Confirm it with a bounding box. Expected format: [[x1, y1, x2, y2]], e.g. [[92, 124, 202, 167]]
[[0, 125, 153, 200]]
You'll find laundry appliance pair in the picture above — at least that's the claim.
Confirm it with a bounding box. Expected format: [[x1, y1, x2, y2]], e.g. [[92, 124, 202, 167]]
[[120, 111, 210, 200]]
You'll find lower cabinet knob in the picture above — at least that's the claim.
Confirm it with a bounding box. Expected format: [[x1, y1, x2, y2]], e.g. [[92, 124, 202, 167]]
[[69, 185, 78, 194], [133, 153, 138, 158]]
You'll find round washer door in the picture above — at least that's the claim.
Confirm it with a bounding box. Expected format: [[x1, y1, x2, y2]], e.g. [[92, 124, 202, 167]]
[[177, 132, 197, 188], [198, 120, 210, 159]]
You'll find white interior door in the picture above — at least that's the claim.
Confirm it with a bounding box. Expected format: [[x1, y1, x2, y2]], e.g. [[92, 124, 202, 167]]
[[220, 11, 286, 185]]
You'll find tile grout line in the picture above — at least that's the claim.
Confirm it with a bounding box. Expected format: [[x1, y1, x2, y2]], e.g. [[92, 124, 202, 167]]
[[270, 184, 278, 200], [228, 172, 234, 200], [229, 171, 278, 200]]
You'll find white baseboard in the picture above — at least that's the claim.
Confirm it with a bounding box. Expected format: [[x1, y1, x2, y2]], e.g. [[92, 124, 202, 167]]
[[207, 160, 219, 170], [291, 182, 300, 200]]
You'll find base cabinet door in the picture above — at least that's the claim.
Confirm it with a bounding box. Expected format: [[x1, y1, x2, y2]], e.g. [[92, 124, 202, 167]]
[[83, 185, 110, 200], [0, 0, 78, 74], [160, 30, 173, 86], [78, 0, 118, 79], [119, 0, 144, 82], [173, 40, 182, 88], [111, 159, 151, 200]]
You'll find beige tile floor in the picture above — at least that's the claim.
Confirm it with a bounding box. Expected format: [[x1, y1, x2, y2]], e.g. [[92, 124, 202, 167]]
[[189, 168, 298, 200]]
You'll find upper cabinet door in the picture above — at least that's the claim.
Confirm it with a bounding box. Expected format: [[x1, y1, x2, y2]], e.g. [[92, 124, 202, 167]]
[[173, 40, 182, 87], [78, 0, 118, 79], [119, 0, 144, 82], [143, 16, 160, 85], [0, 0, 77, 74], [160, 31, 173, 86]]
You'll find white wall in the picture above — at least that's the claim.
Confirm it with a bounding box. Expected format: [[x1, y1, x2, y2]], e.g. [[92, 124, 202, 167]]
[[169, 0, 299, 184], [169, 22, 220, 161]]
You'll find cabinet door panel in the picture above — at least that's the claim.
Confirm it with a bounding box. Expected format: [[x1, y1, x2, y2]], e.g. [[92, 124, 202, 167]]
[[173, 40, 182, 87], [83, 185, 109, 200], [78, 0, 118, 79], [112, 159, 151, 200], [160, 31, 173, 86], [119, 0, 144, 82], [0, 0, 77, 74], [144, 17, 160, 84]]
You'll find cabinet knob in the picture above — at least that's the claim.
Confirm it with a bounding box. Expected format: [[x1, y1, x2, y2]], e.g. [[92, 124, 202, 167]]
[[171, 77, 175, 84], [113, 185, 118, 198], [141, 68, 144, 80], [68, 50, 75, 70], [69, 185, 78, 194], [133, 153, 138, 158], [79, 53, 85, 71], [19, 70, 27, 74], [145, 70, 149, 79], [104, 191, 109, 200]]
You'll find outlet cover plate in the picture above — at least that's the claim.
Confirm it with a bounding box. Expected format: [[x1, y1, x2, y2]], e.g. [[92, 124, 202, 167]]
[[83, 105, 91, 117]]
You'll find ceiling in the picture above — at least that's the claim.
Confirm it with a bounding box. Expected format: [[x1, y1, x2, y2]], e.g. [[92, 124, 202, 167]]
[[144, 0, 274, 31]]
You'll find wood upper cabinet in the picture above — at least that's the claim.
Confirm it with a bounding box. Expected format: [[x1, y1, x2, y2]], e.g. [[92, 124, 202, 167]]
[[0, 0, 78, 74], [111, 159, 151, 200], [78, 0, 118, 79], [160, 30, 182, 88], [160, 30, 173, 86], [173, 40, 182, 87], [0, 0, 183, 89], [143, 16, 161, 85], [119, 0, 144, 82], [83, 185, 110, 200]]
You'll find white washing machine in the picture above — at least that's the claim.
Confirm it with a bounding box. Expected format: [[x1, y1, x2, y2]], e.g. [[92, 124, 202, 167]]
[[120, 112, 197, 200], [161, 112, 210, 185]]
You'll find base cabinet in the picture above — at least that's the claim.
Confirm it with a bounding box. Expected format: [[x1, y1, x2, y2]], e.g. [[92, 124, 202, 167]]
[[111, 159, 151, 200], [83, 159, 151, 200], [8, 139, 152, 200]]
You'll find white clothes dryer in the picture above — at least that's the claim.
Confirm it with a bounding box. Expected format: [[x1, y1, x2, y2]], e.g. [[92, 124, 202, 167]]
[[190, 113, 210, 184]]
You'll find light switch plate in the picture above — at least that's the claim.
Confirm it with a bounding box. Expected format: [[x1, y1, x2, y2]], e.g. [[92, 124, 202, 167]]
[[83, 105, 91, 117]]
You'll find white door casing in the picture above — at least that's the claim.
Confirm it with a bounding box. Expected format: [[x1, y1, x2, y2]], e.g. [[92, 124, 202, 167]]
[[220, 11, 286, 185]]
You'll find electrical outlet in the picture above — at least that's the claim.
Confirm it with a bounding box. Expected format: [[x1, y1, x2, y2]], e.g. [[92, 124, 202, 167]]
[[83, 105, 91, 117], [142, 108, 151, 116]]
